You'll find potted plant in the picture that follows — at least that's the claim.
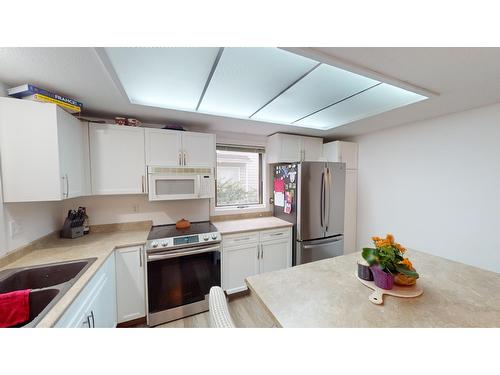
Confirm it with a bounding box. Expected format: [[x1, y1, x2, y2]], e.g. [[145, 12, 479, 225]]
[[362, 234, 419, 290]]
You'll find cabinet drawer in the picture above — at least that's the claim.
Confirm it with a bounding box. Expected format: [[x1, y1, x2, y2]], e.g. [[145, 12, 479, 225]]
[[260, 227, 291, 242], [222, 232, 259, 247]]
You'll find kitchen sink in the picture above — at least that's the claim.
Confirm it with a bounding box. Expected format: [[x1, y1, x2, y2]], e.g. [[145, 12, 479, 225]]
[[0, 258, 97, 327]]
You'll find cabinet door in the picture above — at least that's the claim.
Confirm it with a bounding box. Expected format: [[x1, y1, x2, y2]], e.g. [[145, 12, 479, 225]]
[[343, 169, 358, 254], [323, 141, 358, 169], [116, 246, 146, 323], [260, 239, 290, 274], [223, 243, 260, 294], [90, 124, 146, 195], [302, 136, 323, 162], [57, 112, 89, 198], [277, 134, 303, 162], [145, 128, 182, 167], [182, 132, 215, 168], [90, 254, 117, 328]]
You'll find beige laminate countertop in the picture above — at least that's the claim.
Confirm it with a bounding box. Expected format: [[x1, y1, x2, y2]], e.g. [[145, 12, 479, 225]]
[[0, 227, 150, 327], [214, 217, 293, 235], [246, 250, 500, 327]]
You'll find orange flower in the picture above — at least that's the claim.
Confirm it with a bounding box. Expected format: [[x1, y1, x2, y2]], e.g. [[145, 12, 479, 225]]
[[371, 236, 381, 242], [400, 258, 414, 270], [395, 243, 407, 254], [386, 234, 394, 244]]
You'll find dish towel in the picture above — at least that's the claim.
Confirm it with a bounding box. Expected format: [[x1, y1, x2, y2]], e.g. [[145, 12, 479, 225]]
[[0, 289, 30, 328]]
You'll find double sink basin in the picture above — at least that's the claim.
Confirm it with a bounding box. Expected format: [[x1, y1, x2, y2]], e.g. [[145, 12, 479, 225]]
[[0, 258, 96, 327]]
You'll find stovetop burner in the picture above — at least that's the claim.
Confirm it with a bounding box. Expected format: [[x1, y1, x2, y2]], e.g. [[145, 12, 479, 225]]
[[147, 221, 219, 240]]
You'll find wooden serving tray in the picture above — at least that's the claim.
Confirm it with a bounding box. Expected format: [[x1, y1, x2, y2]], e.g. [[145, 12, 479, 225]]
[[356, 274, 423, 305]]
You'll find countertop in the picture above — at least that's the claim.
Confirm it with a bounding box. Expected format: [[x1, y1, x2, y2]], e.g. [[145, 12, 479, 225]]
[[214, 217, 293, 235], [246, 250, 500, 327], [0, 225, 150, 327]]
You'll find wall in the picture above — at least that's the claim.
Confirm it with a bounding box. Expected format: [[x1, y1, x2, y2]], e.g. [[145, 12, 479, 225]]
[[0, 81, 67, 257], [62, 195, 209, 226], [352, 103, 500, 273]]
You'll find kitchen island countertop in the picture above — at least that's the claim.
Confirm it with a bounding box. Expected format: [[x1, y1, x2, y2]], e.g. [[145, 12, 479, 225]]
[[246, 250, 500, 327]]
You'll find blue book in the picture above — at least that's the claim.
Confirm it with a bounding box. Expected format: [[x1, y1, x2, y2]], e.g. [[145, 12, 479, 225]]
[[7, 84, 83, 108]]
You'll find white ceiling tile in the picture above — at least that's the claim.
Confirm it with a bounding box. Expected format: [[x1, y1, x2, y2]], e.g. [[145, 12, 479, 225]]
[[295, 83, 427, 130], [198, 48, 317, 118], [105, 47, 220, 111], [253, 64, 379, 124]]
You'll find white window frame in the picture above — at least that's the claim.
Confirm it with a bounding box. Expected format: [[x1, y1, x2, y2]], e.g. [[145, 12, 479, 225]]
[[212, 144, 270, 216]]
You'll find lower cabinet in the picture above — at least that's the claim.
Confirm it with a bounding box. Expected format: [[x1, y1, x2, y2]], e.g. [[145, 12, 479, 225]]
[[222, 227, 292, 295], [115, 246, 146, 323], [55, 254, 116, 328]]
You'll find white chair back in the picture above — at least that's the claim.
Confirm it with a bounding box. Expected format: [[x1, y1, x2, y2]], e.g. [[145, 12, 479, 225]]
[[209, 286, 236, 328]]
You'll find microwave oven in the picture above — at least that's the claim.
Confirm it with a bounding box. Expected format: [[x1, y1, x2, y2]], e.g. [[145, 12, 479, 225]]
[[147, 166, 215, 201]]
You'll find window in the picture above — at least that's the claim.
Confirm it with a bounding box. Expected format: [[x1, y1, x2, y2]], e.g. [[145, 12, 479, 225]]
[[216, 145, 264, 208]]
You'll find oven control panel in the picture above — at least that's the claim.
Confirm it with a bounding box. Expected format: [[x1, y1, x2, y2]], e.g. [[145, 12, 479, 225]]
[[147, 232, 221, 251]]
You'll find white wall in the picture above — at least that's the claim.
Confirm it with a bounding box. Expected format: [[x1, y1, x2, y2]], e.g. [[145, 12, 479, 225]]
[[0, 81, 67, 257], [62, 195, 209, 226], [353, 103, 500, 273]]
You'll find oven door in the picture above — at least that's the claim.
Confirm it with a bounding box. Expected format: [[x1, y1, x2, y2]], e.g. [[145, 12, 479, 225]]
[[146, 244, 221, 325], [148, 173, 200, 201]]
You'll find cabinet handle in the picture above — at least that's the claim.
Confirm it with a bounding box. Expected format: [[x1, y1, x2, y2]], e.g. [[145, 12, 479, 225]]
[[139, 247, 143, 267], [234, 237, 251, 242], [257, 245, 260, 259], [141, 175, 145, 193], [86, 315, 91, 328], [183, 151, 187, 166], [270, 232, 284, 237], [66, 174, 69, 198], [90, 310, 95, 328], [178, 152, 182, 166], [261, 244, 264, 259]]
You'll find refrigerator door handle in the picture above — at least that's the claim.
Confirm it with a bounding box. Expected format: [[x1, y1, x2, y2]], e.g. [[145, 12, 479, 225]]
[[320, 170, 325, 229], [326, 167, 332, 232]]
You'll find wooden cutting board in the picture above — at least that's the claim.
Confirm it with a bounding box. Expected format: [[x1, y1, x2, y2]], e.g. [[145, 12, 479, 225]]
[[356, 274, 423, 305]]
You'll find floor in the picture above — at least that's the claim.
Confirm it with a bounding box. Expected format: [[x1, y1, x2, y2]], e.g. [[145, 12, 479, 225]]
[[155, 293, 277, 328]]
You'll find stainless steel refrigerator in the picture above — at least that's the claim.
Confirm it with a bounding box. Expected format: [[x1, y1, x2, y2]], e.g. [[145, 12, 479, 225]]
[[273, 162, 346, 265]]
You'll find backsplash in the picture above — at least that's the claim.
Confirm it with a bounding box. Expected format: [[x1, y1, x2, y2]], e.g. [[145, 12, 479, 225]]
[[62, 195, 210, 227]]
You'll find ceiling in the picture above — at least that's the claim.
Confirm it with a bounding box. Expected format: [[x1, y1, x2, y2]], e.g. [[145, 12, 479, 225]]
[[1, 47, 499, 140]]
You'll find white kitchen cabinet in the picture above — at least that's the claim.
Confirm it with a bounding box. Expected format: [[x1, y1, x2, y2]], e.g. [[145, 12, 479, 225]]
[[55, 254, 117, 328], [323, 140, 358, 169], [222, 242, 260, 294], [182, 132, 215, 168], [260, 239, 290, 274], [266, 133, 323, 163], [145, 128, 215, 168], [145, 128, 183, 167], [222, 227, 292, 294], [0, 97, 90, 202], [115, 246, 146, 323], [90, 123, 147, 195]]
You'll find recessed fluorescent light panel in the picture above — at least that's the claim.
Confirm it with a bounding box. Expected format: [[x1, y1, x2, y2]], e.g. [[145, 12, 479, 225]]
[[103, 47, 428, 130]]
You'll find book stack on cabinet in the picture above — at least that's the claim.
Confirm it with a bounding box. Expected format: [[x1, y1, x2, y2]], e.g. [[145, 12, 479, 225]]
[[7, 83, 83, 114]]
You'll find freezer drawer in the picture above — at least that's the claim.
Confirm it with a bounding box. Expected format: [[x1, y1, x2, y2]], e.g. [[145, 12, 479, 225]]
[[296, 235, 344, 265]]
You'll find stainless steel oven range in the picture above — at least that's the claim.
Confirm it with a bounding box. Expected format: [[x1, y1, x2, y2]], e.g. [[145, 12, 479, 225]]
[[145, 221, 221, 326]]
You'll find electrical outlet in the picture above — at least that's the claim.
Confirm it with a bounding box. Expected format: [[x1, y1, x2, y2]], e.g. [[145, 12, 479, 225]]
[[9, 220, 22, 237]]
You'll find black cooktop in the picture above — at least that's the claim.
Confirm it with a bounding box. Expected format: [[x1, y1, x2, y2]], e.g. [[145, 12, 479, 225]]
[[147, 221, 219, 240]]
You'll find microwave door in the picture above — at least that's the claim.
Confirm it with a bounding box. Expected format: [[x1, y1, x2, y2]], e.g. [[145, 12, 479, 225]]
[[149, 175, 199, 201]]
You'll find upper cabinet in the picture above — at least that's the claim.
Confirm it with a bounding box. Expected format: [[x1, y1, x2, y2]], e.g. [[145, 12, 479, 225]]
[[266, 133, 323, 163], [89, 124, 146, 195], [323, 141, 358, 169], [145, 128, 215, 168], [0, 98, 90, 202]]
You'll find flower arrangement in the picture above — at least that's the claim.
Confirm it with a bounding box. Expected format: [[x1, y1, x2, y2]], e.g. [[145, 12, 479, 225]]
[[362, 234, 419, 289]]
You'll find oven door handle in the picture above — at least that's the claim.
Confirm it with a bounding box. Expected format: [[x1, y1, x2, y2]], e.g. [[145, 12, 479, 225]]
[[147, 245, 221, 262]]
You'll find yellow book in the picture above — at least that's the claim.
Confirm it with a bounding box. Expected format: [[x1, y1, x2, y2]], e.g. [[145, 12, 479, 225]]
[[31, 93, 81, 113]]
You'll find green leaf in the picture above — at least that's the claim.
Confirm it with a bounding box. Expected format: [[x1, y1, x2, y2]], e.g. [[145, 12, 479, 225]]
[[362, 248, 377, 265], [395, 264, 419, 278]]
